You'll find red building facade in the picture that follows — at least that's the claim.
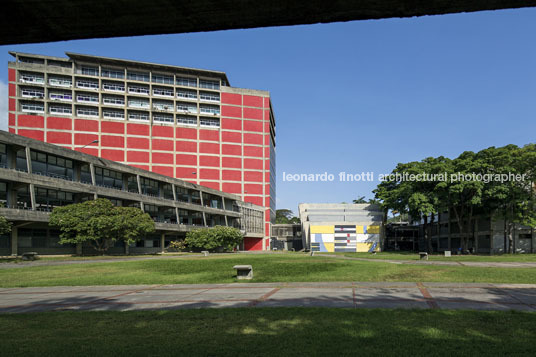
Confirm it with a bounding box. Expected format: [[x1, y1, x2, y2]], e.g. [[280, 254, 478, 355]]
[[7, 52, 276, 250]]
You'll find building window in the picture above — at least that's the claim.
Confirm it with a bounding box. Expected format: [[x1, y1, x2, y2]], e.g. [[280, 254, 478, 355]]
[[48, 76, 72, 87], [127, 71, 150, 82], [128, 98, 150, 109], [200, 117, 220, 127], [49, 105, 72, 115], [19, 57, 44, 64], [177, 116, 197, 126], [177, 102, 197, 114], [76, 79, 98, 90], [140, 177, 159, 196], [177, 89, 197, 100], [128, 85, 150, 95], [153, 113, 174, 124], [35, 187, 74, 210], [103, 96, 125, 106], [103, 109, 125, 120], [153, 87, 174, 97], [48, 60, 72, 69], [80, 66, 99, 76], [199, 79, 220, 90], [101, 68, 124, 79], [94, 167, 123, 190], [200, 105, 220, 115], [128, 111, 149, 121], [21, 88, 44, 99], [30, 151, 73, 181], [152, 74, 174, 84], [77, 93, 99, 103], [49, 92, 72, 101], [102, 81, 125, 92], [20, 72, 45, 84], [76, 106, 99, 117], [153, 101, 174, 112], [199, 92, 220, 102], [176, 77, 197, 87], [21, 101, 44, 113]]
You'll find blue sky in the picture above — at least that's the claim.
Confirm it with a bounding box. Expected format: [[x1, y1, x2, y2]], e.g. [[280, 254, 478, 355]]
[[1, 8, 536, 215]]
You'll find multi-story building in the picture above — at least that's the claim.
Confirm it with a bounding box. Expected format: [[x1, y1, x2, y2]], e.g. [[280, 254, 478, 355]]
[[0, 131, 265, 255], [7, 52, 276, 250]]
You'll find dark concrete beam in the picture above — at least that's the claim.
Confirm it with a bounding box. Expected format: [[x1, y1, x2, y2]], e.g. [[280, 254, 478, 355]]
[[3, 0, 536, 45]]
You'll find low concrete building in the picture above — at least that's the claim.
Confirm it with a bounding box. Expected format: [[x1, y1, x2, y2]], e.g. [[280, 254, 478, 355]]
[[0, 131, 264, 255], [271, 224, 303, 251], [423, 211, 536, 254], [298, 203, 384, 252]]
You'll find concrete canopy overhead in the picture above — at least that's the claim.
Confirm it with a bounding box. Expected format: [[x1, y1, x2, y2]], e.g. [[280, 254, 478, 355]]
[[3, 0, 536, 45]]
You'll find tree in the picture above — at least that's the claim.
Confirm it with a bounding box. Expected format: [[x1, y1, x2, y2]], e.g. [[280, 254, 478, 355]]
[[185, 225, 243, 251], [49, 198, 155, 254], [275, 209, 300, 224], [353, 196, 367, 204], [0, 216, 12, 235]]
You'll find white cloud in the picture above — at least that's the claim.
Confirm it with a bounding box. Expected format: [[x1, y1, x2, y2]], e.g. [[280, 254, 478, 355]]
[[0, 81, 7, 131]]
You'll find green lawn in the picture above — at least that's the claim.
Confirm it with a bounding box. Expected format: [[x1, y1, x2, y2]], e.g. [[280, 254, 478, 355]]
[[1, 308, 534, 356], [1, 254, 535, 287], [335, 252, 536, 262]]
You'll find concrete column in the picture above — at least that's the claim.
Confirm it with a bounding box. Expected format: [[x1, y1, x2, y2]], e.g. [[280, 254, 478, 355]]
[[73, 162, 81, 182], [199, 190, 207, 226], [161, 233, 165, 253], [172, 184, 177, 201], [122, 175, 129, 191], [6, 146, 17, 169], [25, 146, 32, 174], [222, 197, 229, 226], [89, 163, 96, 185], [7, 183, 17, 208], [175, 207, 180, 225], [137, 175, 144, 211], [29, 183, 36, 210], [10, 226, 17, 256]]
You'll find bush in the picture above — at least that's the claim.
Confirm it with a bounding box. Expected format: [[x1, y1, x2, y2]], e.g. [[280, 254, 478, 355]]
[[185, 226, 243, 252], [168, 240, 187, 252]]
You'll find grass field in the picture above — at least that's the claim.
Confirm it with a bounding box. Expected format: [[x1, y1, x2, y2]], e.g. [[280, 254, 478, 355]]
[[1, 308, 534, 356], [336, 252, 536, 262], [1, 254, 535, 287]]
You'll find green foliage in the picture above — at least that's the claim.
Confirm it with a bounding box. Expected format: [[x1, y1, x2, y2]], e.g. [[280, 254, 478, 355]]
[[168, 240, 186, 252], [275, 209, 300, 224], [185, 226, 243, 251], [49, 198, 155, 253], [0, 216, 12, 235]]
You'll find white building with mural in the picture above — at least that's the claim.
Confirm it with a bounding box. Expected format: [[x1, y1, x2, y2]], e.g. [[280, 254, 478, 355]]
[[298, 203, 385, 252]]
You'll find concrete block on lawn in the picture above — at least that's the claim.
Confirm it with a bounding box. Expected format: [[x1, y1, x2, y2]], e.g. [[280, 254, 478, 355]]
[[233, 265, 253, 280]]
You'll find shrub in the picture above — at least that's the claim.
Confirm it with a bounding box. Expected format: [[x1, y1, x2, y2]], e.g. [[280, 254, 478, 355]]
[[185, 226, 243, 252]]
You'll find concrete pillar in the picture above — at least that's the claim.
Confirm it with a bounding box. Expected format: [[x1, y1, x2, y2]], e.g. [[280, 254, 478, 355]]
[[175, 207, 180, 225], [122, 175, 129, 191], [73, 162, 81, 182], [161, 233, 165, 253], [7, 183, 17, 208], [199, 190, 207, 226], [6, 146, 17, 169], [29, 183, 36, 210], [10, 226, 17, 256], [25, 146, 32, 174], [222, 197, 229, 226], [89, 163, 96, 185]]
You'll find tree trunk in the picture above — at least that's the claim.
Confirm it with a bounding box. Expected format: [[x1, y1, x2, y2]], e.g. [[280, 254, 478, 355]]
[[428, 212, 435, 253], [452, 205, 464, 253], [507, 221, 514, 254], [423, 215, 429, 253]]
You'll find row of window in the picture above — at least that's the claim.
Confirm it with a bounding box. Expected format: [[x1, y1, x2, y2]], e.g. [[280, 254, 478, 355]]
[[20, 71, 221, 89], [20, 84, 220, 102], [5, 148, 238, 210]]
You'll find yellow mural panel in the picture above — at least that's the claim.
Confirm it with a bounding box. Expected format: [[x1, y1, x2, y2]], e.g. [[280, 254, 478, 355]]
[[324, 243, 335, 252], [368, 225, 380, 234], [356, 243, 380, 252], [355, 225, 364, 234], [310, 225, 334, 234]]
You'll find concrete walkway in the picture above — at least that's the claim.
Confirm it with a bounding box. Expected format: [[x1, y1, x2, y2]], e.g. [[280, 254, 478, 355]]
[[318, 254, 536, 268], [1, 282, 535, 313]]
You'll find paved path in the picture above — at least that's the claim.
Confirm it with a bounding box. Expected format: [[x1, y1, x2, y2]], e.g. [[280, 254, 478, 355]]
[[318, 254, 536, 268], [1, 282, 535, 313]]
